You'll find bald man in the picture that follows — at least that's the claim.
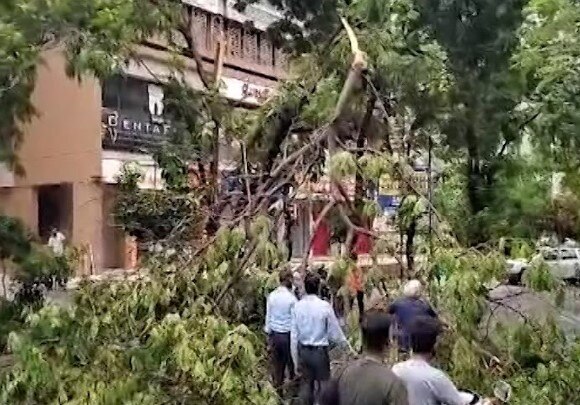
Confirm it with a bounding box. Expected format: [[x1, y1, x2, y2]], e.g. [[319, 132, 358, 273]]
[[388, 279, 438, 352]]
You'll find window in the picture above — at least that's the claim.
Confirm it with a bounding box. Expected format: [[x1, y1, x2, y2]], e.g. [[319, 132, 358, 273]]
[[102, 75, 150, 117], [102, 76, 122, 109], [542, 249, 558, 261], [559, 249, 578, 260]]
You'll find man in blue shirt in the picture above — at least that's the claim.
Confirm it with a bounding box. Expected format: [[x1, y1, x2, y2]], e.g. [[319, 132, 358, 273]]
[[388, 279, 437, 352], [265, 269, 298, 394], [291, 272, 356, 405]]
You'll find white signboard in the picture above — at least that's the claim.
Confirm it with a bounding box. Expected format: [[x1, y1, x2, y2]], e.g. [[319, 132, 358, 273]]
[[221, 77, 273, 105], [101, 151, 163, 190]]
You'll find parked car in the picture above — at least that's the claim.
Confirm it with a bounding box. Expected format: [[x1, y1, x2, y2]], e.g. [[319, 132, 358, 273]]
[[507, 246, 580, 284]]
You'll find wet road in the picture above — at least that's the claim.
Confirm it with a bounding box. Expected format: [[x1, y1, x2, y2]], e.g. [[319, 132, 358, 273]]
[[486, 285, 580, 337]]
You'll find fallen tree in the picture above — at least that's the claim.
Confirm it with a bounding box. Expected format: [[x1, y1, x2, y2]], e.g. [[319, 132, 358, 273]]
[[1, 1, 579, 404]]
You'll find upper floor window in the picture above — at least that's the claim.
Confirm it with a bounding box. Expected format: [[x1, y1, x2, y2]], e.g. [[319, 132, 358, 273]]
[[102, 76, 150, 116]]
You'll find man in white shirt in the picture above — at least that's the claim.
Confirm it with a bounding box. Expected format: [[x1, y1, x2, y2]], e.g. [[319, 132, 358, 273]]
[[264, 269, 298, 394], [47, 228, 66, 256], [291, 272, 356, 405], [392, 316, 478, 405]]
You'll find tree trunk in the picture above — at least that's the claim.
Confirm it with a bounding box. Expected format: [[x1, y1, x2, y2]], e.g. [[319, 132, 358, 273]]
[[1, 259, 7, 298], [405, 218, 416, 275], [354, 95, 376, 203], [348, 95, 377, 254], [465, 123, 485, 209]]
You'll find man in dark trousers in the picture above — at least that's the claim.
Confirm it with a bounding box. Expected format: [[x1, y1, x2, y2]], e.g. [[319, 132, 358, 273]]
[[265, 269, 298, 395], [291, 272, 355, 405], [320, 310, 408, 405]]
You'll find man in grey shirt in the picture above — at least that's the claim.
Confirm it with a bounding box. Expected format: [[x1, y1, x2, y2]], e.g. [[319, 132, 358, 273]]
[[320, 310, 408, 405], [392, 316, 479, 405]]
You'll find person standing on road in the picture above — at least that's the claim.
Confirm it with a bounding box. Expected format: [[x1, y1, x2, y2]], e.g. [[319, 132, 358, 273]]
[[320, 310, 408, 405], [48, 228, 66, 256], [291, 272, 356, 405], [316, 266, 332, 301], [265, 269, 298, 395], [346, 252, 365, 322], [388, 279, 437, 352]]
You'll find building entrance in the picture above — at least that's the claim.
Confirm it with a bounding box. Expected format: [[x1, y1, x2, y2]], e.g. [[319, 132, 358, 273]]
[[37, 183, 73, 242]]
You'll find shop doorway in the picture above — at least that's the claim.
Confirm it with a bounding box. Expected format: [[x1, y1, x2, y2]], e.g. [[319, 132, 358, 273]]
[[37, 183, 73, 242]]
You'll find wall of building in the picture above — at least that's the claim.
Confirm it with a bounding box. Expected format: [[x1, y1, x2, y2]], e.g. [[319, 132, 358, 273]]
[[185, 0, 282, 31], [0, 49, 105, 270], [0, 187, 37, 232], [73, 182, 104, 271], [15, 49, 102, 186], [1, 3, 283, 272]]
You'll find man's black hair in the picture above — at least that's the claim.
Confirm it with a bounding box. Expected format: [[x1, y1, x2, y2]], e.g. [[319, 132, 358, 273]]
[[349, 250, 358, 260], [279, 269, 293, 285], [408, 315, 442, 354], [304, 272, 321, 295], [361, 310, 392, 352]]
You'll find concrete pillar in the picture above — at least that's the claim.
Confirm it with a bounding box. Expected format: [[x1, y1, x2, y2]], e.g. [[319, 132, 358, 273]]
[[72, 181, 103, 273], [0, 187, 38, 233]]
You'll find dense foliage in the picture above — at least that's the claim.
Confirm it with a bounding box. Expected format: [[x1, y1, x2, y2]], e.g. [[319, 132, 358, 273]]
[[0, 216, 74, 353], [0, 222, 282, 403], [427, 248, 579, 403], [112, 164, 203, 244]]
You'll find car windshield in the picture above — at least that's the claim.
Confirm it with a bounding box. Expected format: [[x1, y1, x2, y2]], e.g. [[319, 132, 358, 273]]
[[542, 249, 558, 261]]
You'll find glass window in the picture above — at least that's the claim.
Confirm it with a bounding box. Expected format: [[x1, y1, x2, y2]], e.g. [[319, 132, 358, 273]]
[[120, 78, 148, 114], [101, 75, 149, 115], [559, 249, 577, 260], [542, 249, 558, 261], [101, 76, 122, 109]]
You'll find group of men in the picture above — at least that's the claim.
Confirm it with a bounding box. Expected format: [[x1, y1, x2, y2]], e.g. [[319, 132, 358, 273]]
[[265, 268, 486, 405]]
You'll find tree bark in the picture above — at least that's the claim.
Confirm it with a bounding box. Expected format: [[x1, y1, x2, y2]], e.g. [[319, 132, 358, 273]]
[[465, 124, 484, 214], [1, 260, 6, 298], [405, 218, 416, 274], [354, 95, 376, 202]]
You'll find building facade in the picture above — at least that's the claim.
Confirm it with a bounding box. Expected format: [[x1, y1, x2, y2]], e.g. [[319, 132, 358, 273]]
[[0, 1, 284, 272], [0, 0, 438, 272]]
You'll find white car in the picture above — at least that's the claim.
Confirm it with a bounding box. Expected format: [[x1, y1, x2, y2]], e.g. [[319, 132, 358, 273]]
[[506, 258, 529, 284], [507, 246, 580, 283]]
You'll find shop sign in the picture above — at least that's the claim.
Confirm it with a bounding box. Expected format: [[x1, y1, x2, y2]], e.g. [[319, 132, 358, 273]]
[[241, 82, 271, 103], [221, 77, 273, 105], [101, 108, 172, 150]]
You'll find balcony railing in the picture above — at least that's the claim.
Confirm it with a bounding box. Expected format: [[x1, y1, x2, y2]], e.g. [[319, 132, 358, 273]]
[[146, 6, 287, 80], [190, 7, 287, 79]]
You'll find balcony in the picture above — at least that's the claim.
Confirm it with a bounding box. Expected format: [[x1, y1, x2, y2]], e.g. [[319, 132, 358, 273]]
[[146, 5, 288, 81]]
